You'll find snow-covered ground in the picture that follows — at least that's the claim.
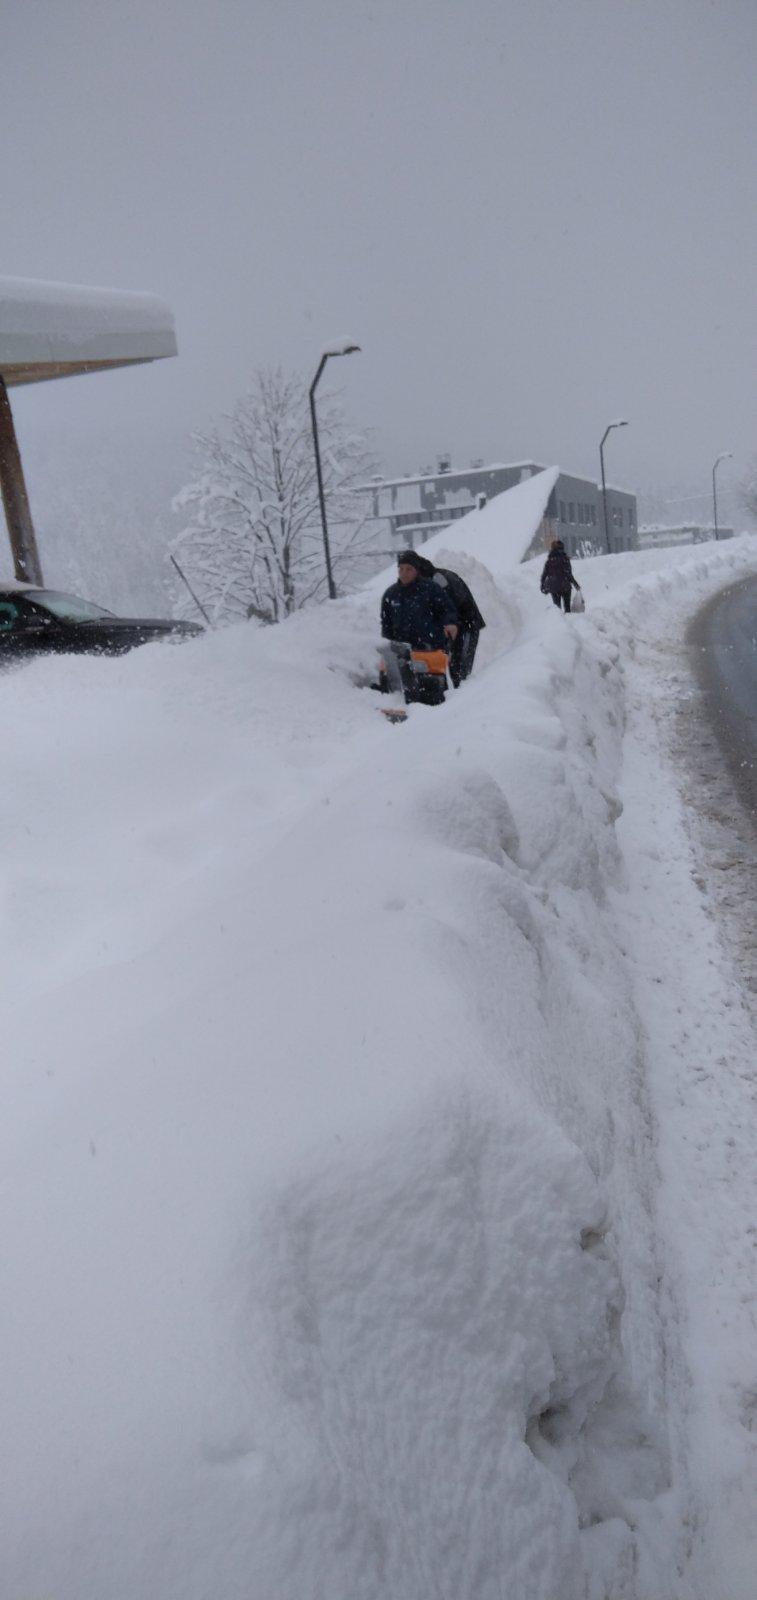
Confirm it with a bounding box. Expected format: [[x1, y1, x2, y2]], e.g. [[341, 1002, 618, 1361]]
[[1, 508, 756, 1598]]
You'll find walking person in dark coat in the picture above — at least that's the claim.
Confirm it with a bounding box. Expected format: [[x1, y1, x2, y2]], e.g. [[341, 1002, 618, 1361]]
[[380, 551, 459, 652], [540, 539, 582, 612], [415, 556, 486, 686]]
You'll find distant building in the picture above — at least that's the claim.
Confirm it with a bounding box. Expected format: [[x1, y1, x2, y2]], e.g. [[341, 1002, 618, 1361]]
[[355, 456, 638, 557], [637, 524, 734, 551]]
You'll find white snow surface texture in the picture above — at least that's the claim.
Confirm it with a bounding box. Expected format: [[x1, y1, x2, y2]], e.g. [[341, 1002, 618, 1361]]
[[1, 519, 756, 1598]]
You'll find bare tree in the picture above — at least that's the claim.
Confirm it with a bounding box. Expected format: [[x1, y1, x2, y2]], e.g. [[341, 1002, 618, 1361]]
[[170, 367, 375, 624]]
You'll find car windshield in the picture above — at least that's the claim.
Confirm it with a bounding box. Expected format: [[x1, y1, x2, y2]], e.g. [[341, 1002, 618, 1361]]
[[25, 590, 115, 622]]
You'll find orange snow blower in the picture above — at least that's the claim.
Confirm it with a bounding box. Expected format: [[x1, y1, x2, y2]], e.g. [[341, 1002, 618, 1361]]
[[376, 640, 450, 712]]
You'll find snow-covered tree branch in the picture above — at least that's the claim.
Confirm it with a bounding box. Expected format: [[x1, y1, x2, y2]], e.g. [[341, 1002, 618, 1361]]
[[170, 368, 375, 624]]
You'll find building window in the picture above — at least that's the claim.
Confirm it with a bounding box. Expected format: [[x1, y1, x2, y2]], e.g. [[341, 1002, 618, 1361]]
[[568, 503, 575, 523], [578, 504, 584, 524], [560, 500, 566, 522], [628, 508, 635, 527]]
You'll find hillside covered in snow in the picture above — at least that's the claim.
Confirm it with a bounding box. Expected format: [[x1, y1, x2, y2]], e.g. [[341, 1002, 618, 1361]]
[[1, 503, 756, 1599]]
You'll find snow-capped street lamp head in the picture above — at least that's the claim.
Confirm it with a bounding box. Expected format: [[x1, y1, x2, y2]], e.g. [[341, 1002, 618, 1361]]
[[321, 341, 361, 358], [598, 419, 631, 554], [600, 419, 630, 451]]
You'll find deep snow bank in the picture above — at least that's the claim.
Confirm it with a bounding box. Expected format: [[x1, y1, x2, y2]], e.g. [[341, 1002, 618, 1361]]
[[1, 534, 756, 1599]]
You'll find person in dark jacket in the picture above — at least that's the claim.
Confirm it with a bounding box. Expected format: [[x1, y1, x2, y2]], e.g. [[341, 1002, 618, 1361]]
[[540, 539, 582, 612], [415, 556, 486, 686], [380, 550, 459, 652]]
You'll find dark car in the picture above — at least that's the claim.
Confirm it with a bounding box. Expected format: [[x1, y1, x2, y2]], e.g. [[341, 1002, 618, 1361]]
[[0, 586, 203, 660]]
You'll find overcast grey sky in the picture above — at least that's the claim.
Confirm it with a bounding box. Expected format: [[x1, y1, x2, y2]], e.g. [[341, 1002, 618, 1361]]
[[3, 0, 755, 499]]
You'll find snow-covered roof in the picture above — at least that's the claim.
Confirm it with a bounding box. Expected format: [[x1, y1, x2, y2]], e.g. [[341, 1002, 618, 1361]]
[[356, 463, 637, 498], [355, 460, 545, 492], [0, 275, 177, 386]]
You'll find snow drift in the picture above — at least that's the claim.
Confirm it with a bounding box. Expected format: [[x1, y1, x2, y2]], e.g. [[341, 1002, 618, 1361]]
[[1, 528, 756, 1599]]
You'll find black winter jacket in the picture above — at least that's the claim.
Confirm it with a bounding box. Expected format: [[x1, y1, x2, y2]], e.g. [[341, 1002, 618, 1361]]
[[380, 575, 458, 651], [540, 548, 580, 596], [432, 569, 486, 630]]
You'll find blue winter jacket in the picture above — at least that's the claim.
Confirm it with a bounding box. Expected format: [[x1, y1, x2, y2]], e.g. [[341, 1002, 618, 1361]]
[[380, 575, 458, 651]]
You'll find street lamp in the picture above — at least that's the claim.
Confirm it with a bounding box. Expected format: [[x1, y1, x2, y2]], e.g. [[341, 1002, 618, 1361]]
[[599, 419, 629, 555], [712, 451, 733, 542], [309, 341, 361, 598]]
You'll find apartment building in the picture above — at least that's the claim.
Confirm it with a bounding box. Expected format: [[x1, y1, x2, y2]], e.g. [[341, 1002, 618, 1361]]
[[355, 456, 638, 557]]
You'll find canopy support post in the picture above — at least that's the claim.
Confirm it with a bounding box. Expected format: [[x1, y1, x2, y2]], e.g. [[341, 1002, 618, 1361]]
[[0, 377, 43, 584]]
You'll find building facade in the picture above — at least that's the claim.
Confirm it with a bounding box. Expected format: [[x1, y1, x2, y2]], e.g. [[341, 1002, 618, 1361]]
[[356, 457, 638, 558]]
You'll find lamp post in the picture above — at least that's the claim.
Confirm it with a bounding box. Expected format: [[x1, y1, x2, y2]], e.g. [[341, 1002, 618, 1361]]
[[599, 419, 628, 555], [712, 451, 733, 542], [309, 342, 361, 598]]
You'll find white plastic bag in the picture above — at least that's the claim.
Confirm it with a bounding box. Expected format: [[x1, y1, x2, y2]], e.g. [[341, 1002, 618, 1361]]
[[571, 589, 585, 614]]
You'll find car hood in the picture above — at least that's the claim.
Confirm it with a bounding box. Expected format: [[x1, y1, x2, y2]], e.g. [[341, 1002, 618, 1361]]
[[82, 617, 204, 636]]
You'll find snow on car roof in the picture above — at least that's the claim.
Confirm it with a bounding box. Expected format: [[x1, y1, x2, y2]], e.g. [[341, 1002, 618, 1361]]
[[0, 275, 176, 386]]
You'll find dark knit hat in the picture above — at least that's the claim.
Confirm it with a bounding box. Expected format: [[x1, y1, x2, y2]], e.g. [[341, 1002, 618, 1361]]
[[414, 555, 435, 577], [397, 549, 422, 570]]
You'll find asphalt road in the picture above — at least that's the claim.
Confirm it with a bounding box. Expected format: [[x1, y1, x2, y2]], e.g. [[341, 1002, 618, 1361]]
[[689, 573, 757, 828]]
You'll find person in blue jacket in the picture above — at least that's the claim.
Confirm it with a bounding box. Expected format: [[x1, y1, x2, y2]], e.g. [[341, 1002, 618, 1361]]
[[380, 550, 459, 651]]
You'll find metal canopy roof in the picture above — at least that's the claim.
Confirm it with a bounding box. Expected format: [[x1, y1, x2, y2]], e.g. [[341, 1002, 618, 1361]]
[[0, 275, 177, 386], [0, 275, 178, 586]]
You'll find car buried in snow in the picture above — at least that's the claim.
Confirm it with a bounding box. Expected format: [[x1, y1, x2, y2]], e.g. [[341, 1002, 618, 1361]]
[[0, 585, 203, 661]]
